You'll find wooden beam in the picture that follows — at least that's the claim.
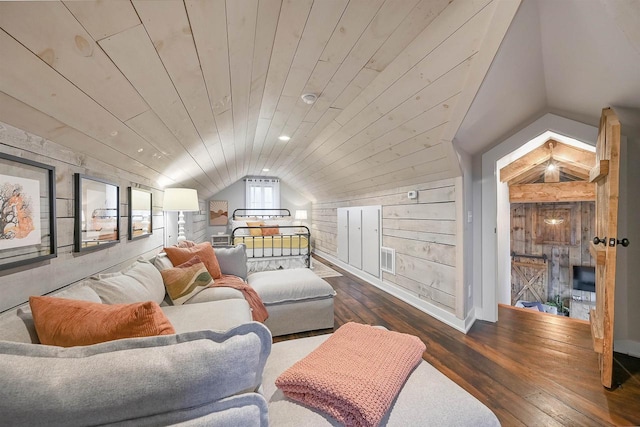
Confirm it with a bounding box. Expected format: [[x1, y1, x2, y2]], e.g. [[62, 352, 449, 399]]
[[550, 140, 596, 170], [507, 164, 545, 185], [509, 181, 595, 203], [589, 159, 609, 183], [500, 144, 550, 182], [559, 163, 590, 181]]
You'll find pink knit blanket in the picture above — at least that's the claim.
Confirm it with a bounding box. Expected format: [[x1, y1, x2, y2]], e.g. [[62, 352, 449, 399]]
[[275, 322, 426, 427]]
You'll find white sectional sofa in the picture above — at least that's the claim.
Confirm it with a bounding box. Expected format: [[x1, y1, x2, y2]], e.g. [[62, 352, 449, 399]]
[[0, 245, 500, 426], [0, 244, 335, 426]]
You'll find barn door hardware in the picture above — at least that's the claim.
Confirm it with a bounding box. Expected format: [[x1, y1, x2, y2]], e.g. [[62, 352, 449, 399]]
[[593, 236, 630, 247]]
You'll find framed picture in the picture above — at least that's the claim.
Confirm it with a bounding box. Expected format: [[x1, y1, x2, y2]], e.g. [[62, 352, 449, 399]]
[[0, 152, 57, 271], [209, 200, 228, 226], [74, 174, 119, 252], [128, 187, 152, 240]]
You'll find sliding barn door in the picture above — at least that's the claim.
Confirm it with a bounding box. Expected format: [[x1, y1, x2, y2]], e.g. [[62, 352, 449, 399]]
[[589, 107, 626, 389], [510, 260, 548, 305]]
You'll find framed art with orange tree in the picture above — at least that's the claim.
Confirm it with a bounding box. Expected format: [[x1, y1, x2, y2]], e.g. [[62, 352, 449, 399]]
[[0, 152, 57, 271]]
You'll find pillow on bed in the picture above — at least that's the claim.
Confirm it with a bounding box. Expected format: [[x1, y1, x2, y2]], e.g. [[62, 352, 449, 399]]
[[246, 221, 265, 236], [265, 219, 294, 235], [234, 216, 258, 221], [262, 226, 279, 236], [231, 220, 250, 236]]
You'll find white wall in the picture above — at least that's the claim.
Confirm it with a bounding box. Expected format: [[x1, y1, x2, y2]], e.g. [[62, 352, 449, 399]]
[[616, 130, 640, 357], [205, 178, 311, 238]]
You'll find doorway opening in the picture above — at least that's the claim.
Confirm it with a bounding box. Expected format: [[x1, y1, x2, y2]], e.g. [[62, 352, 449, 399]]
[[495, 131, 597, 319]]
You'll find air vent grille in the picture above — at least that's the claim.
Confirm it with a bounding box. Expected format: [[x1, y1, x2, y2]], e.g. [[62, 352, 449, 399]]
[[380, 246, 395, 275]]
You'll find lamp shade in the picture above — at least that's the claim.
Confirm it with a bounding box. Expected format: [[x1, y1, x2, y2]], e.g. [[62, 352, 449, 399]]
[[162, 188, 199, 212], [295, 210, 308, 220]]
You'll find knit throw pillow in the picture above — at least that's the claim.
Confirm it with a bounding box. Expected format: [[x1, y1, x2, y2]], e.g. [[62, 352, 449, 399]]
[[29, 296, 175, 347], [160, 256, 213, 305], [164, 241, 222, 279]]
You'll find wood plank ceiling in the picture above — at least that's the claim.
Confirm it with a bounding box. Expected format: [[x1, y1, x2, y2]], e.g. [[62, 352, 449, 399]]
[[0, 0, 519, 201]]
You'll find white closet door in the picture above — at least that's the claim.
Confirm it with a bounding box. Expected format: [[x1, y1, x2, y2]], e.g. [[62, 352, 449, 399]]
[[348, 208, 362, 269], [362, 206, 380, 277], [337, 208, 349, 264]]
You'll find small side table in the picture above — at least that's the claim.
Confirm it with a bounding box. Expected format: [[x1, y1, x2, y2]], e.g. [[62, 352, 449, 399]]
[[211, 234, 230, 247]]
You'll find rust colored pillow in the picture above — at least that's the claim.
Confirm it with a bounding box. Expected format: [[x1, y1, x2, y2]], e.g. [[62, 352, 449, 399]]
[[262, 226, 280, 236], [164, 241, 222, 279], [29, 296, 175, 347], [246, 221, 265, 236]]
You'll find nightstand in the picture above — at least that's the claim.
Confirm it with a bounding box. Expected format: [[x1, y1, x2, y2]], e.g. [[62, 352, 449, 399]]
[[211, 234, 230, 246]]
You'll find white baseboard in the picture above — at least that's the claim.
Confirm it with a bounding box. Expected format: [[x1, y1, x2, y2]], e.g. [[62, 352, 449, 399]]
[[614, 339, 640, 358], [314, 250, 476, 334]]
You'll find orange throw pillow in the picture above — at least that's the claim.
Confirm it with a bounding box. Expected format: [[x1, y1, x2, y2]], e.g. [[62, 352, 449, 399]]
[[246, 221, 265, 236], [262, 226, 280, 236], [29, 296, 175, 347], [164, 241, 222, 279]]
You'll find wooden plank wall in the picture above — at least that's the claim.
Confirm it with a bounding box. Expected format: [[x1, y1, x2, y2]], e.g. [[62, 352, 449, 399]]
[[510, 202, 595, 303], [190, 201, 209, 245], [313, 178, 458, 315], [0, 121, 165, 312]]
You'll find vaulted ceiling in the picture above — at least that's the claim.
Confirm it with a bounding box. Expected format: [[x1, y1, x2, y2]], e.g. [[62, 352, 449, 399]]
[[2, 1, 639, 203], [0, 0, 519, 201]]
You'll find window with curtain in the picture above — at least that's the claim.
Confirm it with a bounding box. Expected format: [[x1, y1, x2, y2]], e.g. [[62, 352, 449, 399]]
[[245, 178, 280, 215]]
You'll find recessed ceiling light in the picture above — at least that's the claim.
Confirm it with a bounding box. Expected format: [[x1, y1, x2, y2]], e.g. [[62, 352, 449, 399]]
[[262, 168, 270, 172], [278, 135, 290, 141], [137, 148, 144, 153], [110, 130, 118, 136], [301, 93, 318, 104]]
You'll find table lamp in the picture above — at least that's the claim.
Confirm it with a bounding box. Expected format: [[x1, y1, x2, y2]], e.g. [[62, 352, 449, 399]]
[[162, 188, 199, 242]]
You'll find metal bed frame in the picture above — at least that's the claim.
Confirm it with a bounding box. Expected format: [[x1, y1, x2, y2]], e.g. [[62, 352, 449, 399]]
[[231, 209, 310, 267]]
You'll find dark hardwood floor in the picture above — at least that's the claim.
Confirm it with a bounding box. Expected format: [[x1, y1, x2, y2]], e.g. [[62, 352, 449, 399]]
[[275, 256, 640, 426]]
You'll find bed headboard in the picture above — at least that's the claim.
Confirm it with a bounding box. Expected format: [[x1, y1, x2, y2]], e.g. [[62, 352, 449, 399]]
[[232, 208, 291, 219]]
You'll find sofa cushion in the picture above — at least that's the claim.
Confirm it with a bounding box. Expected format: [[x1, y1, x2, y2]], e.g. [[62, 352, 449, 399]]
[[160, 256, 213, 305], [153, 252, 175, 271], [185, 286, 245, 304], [0, 323, 272, 426], [247, 268, 336, 305], [164, 242, 222, 279], [90, 259, 166, 304], [162, 298, 252, 333], [54, 284, 103, 303], [30, 296, 175, 347], [214, 244, 248, 280]]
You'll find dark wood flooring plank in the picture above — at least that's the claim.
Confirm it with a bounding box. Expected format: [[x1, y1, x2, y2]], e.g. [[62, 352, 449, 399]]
[[273, 256, 640, 426]]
